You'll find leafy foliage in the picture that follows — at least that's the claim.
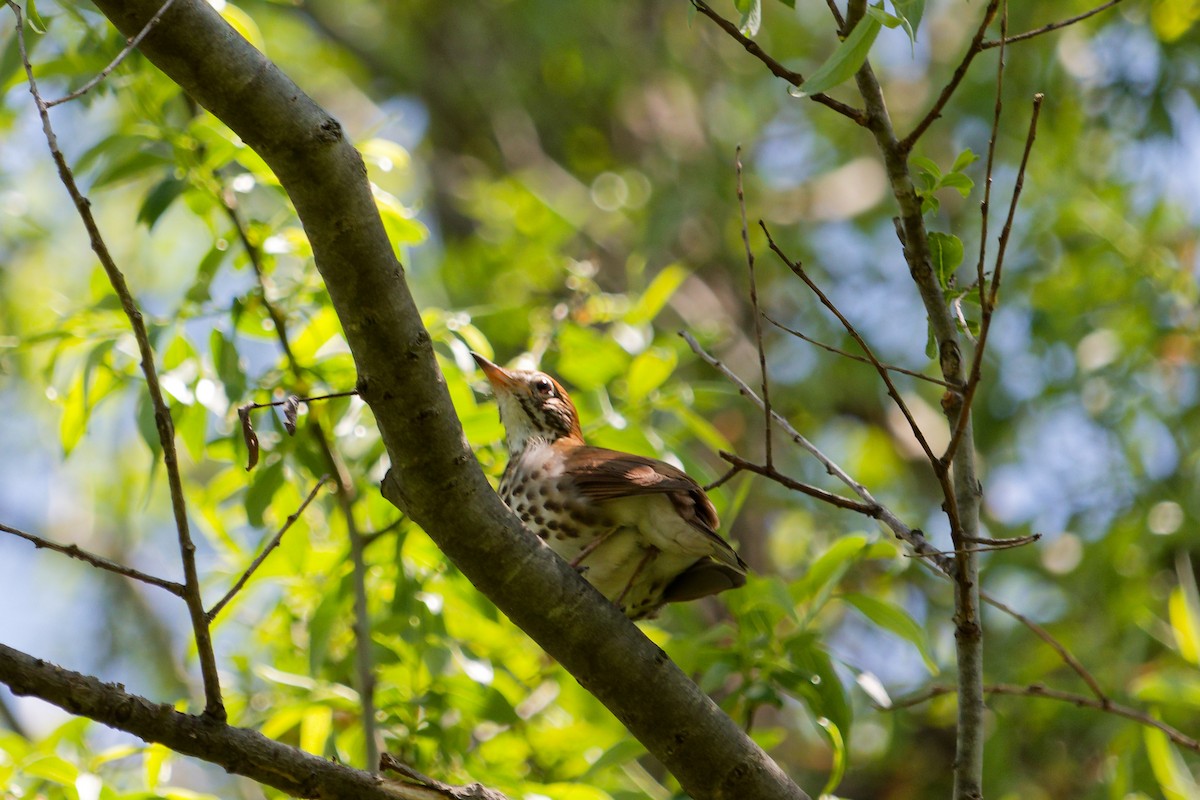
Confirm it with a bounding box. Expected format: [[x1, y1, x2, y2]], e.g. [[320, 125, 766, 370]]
[[1, 1, 1199, 799]]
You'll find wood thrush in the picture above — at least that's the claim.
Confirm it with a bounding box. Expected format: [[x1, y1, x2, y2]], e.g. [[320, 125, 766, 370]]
[[473, 353, 747, 619]]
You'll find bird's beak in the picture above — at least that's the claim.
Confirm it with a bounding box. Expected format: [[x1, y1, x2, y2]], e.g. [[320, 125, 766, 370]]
[[471, 352, 518, 391]]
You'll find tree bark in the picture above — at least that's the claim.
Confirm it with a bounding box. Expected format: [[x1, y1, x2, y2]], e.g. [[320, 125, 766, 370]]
[[58, 2, 812, 798]]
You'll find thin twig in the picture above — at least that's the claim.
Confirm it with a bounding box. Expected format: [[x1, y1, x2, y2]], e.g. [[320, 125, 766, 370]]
[[220, 190, 301, 374], [822, 0, 846, 32], [885, 683, 1198, 754], [689, 0, 868, 125], [703, 466, 743, 492], [687, 334, 1111, 710], [1, 523, 185, 596], [10, 1, 224, 721], [899, 0, 1002, 151], [221, 190, 380, 770], [760, 222, 940, 467], [242, 390, 360, 413], [979, 590, 1107, 702], [942, 93, 1043, 468], [719, 453, 883, 517], [44, 0, 179, 108], [207, 477, 330, 621], [763, 313, 956, 388], [682, 331, 952, 573], [906, 533, 1040, 556], [980, 0, 1126, 49], [736, 147, 773, 468]]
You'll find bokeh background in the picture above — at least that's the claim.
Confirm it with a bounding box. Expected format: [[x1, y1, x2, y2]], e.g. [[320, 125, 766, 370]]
[[2, 1, 1199, 798]]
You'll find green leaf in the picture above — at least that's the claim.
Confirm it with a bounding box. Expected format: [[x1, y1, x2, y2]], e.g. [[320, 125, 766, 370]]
[[841, 593, 939, 674], [792, 533, 871, 606], [137, 176, 188, 229], [210, 328, 247, 404], [928, 231, 964, 289], [951, 147, 978, 173], [817, 717, 848, 797], [792, 12, 882, 98], [736, 0, 762, 36], [625, 263, 688, 324], [909, 155, 941, 180], [555, 324, 629, 391], [1144, 725, 1200, 800], [865, 6, 903, 29], [299, 705, 333, 756], [625, 346, 677, 403], [21, 754, 78, 785], [889, 0, 925, 43], [780, 636, 852, 739], [244, 457, 285, 528], [25, 0, 48, 33], [375, 185, 429, 246], [939, 171, 975, 197], [584, 738, 647, 776]]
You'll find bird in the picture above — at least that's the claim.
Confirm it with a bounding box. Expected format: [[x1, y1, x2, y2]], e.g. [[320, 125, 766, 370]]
[[472, 352, 747, 619]]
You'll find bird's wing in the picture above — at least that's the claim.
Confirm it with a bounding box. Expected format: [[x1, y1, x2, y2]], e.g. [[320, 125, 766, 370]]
[[560, 446, 747, 572]]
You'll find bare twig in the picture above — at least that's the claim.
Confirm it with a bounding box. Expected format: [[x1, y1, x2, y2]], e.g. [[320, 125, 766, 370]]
[[907, 533, 1040, 556], [379, 753, 513, 800], [760, 222, 940, 468], [9, 1, 224, 720], [1, 522, 185, 596], [979, 590, 1107, 702], [686, 331, 1115, 724], [900, 0, 1002, 151], [942, 92, 1043, 467], [689, 0, 868, 125], [321, 431, 380, 771], [763, 313, 956, 388], [207, 477, 330, 621], [822, 0, 846, 32], [682, 331, 952, 573], [241, 390, 360, 413], [981, 0, 1127, 49], [703, 466, 743, 492], [718, 453, 883, 517], [44, 0, 179, 108], [886, 683, 1199, 754], [735, 147, 773, 468], [220, 190, 302, 373]]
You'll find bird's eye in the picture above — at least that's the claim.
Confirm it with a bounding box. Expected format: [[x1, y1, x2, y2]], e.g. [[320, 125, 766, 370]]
[[533, 377, 555, 397]]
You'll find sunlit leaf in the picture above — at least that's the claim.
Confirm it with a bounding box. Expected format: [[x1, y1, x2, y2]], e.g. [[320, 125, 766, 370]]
[[1144, 725, 1200, 800], [625, 263, 688, 325], [792, 533, 871, 606], [625, 347, 677, 403], [929, 231, 964, 289], [841, 593, 939, 674], [300, 705, 333, 757], [792, 13, 882, 98]]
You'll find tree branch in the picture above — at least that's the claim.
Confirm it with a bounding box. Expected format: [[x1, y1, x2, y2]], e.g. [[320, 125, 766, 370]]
[[82, 2, 809, 797], [9, 0, 224, 721], [980, 0, 1127, 49], [207, 477, 330, 621], [0, 643, 419, 799], [886, 682, 1200, 754], [0, 523, 184, 596], [763, 313, 955, 389], [900, 0, 1002, 151], [689, 0, 867, 125], [735, 147, 773, 468]]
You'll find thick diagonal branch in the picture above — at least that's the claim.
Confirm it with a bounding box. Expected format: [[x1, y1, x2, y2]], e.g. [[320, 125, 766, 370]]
[[86, 2, 810, 798]]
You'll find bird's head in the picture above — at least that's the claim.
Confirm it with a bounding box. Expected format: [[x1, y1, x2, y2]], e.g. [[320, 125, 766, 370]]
[[473, 353, 584, 452]]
